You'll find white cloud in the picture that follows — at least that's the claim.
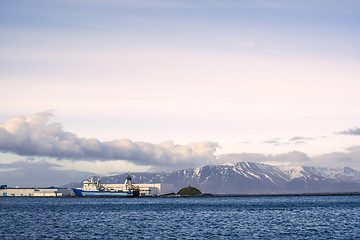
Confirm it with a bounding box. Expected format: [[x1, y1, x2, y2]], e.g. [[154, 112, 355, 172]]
[[0, 112, 219, 168]]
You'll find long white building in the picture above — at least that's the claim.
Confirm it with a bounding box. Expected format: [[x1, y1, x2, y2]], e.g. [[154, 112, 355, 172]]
[[103, 183, 174, 196], [0, 185, 73, 197]]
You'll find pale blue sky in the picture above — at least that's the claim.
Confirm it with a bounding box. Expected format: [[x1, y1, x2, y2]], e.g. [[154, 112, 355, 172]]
[[1, 0, 360, 186]]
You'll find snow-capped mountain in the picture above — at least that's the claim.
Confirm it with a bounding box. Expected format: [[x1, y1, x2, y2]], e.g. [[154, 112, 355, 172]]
[[281, 166, 360, 193], [282, 166, 360, 181], [64, 162, 360, 194]]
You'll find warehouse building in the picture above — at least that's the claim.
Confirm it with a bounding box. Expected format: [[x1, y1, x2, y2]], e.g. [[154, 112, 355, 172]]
[[103, 183, 174, 196], [0, 185, 73, 197]]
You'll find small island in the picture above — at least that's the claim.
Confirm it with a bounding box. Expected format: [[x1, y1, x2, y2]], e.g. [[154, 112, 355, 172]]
[[177, 186, 202, 197]]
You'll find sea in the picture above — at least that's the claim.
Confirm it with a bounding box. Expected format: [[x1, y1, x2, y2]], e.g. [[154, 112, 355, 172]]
[[1, 195, 360, 239]]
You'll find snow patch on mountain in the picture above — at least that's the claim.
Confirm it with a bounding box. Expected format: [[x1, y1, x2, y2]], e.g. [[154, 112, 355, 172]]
[[280, 166, 305, 180]]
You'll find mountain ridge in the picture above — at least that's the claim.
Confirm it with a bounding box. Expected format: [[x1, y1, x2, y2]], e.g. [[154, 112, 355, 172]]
[[63, 162, 360, 194]]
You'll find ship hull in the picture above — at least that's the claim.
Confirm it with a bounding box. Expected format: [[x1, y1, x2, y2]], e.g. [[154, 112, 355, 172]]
[[73, 188, 133, 197]]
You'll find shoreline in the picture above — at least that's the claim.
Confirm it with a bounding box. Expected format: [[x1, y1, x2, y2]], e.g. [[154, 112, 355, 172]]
[[2, 192, 360, 198], [210, 192, 360, 197]]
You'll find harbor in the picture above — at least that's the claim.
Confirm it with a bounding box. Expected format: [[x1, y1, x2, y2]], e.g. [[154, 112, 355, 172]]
[[0, 174, 174, 197]]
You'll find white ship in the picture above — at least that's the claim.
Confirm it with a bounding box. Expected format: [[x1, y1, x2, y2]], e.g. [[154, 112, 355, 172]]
[[73, 174, 139, 197]]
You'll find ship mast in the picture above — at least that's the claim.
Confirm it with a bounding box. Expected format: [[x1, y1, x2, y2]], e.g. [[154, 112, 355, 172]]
[[124, 170, 133, 190]]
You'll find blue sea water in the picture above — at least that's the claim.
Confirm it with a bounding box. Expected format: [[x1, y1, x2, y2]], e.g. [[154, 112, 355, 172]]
[[1, 196, 360, 239]]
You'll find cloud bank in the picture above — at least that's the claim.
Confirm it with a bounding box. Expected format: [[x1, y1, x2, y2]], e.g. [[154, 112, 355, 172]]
[[0, 112, 218, 167], [338, 127, 360, 136], [0, 159, 90, 187], [219, 149, 360, 169], [219, 151, 311, 166], [262, 136, 314, 146]]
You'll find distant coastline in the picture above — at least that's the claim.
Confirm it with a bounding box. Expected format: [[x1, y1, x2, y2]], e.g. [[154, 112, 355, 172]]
[[3, 193, 360, 198], [211, 192, 360, 197], [147, 192, 360, 198]]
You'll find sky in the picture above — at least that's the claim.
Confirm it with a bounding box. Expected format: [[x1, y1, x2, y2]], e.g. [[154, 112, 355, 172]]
[[1, 0, 360, 186]]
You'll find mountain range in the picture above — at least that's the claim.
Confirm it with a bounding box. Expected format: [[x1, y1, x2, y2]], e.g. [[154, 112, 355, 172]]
[[63, 162, 360, 194]]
